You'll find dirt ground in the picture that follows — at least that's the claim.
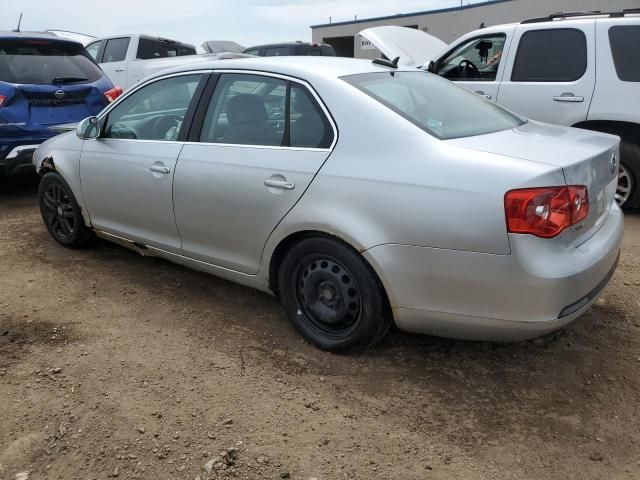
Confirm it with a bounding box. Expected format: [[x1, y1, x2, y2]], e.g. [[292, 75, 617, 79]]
[[1, 173, 639, 480]]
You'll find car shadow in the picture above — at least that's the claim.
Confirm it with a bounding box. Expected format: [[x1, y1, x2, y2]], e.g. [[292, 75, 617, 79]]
[[0, 171, 40, 208]]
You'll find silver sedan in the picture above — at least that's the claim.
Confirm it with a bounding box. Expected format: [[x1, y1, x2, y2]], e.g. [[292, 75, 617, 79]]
[[33, 56, 623, 352]]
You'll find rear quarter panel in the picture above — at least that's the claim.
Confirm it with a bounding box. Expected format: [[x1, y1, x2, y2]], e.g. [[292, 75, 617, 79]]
[[261, 75, 565, 273]]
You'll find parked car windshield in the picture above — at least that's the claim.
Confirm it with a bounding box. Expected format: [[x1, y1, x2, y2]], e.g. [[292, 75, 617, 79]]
[[343, 71, 525, 140], [0, 39, 103, 84]]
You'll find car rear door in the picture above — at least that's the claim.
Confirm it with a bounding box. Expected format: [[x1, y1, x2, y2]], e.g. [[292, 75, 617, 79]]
[[80, 72, 206, 253], [495, 20, 596, 125], [173, 71, 336, 274]]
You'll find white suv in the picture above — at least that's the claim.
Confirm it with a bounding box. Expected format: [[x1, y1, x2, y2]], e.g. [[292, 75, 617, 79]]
[[361, 9, 640, 209]]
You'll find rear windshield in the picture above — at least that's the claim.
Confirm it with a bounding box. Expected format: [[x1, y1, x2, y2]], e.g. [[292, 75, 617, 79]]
[[0, 39, 103, 85], [136, 38, 196, 59], [343, 71, 525, 140]]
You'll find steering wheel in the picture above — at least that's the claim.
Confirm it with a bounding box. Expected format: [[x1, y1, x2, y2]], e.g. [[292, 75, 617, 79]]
[[150, 114, 183, 140], [457, 59, 480, 78]]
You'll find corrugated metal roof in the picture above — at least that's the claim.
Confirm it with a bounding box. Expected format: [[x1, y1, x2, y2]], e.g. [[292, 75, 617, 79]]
[[310, 0, 516, 28]]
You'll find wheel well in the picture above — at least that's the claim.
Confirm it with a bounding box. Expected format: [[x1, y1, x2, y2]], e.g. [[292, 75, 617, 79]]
[[572, 120, 640, 146], [268, 231, 390, 311]]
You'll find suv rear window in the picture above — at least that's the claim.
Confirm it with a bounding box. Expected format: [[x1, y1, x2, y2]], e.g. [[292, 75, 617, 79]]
[[136, 38, 196, 59], [0, 39, 103, 84], [609, 26, 640, 82], [344, 71, 524, 140], [511, 29, 587, 82]]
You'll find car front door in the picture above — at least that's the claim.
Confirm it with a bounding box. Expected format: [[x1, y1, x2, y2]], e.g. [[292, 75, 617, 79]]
[[80, 72, 206, 253], [174, 72, 336, 274], [434, 32, 511, 102], [99, 37, 130, 87], [495, 21, 596, 125]]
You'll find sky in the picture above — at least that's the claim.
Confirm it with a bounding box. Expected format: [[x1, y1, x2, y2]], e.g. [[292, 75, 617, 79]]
[[0, 0, 488, 50]]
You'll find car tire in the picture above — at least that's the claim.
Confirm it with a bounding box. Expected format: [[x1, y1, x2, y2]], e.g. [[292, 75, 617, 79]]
[[38, 172, 93, 249], [619, 141, 640, 210], [278, 236, 392, 353]]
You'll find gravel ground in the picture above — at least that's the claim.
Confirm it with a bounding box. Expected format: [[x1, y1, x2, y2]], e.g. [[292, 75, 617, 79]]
[[1, 173, 639, 480]]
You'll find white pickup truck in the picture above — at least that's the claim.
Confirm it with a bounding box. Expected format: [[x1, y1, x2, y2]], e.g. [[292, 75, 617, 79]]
[[86, 34, 197, 90], [360, 9, 640, 209]]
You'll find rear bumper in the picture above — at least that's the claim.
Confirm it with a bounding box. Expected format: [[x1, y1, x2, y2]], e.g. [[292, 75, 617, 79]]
[[0, 136, 51, 174], [363, 204, 624, 341]]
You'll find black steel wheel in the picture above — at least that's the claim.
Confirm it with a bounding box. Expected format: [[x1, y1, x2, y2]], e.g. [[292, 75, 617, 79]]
[[38, 172, 93, 248], [278, 236, 392, 352]]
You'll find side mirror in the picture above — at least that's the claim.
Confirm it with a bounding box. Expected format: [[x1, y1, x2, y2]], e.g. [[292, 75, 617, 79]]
[[426, 60, 437, 73], [76, 116, 100, 140]]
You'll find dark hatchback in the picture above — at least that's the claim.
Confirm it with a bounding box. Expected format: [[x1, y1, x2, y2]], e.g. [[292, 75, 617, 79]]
[[0, 33, 120, 174], [243, 41, 335, 57]]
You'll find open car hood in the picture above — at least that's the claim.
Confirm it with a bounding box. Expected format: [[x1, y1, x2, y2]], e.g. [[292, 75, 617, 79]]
[[358, 26, 447, 68]]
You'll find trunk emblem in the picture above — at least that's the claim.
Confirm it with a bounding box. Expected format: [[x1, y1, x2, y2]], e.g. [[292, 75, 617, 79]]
[[54, 90, 65, 99], [610, 152, 617, 176]]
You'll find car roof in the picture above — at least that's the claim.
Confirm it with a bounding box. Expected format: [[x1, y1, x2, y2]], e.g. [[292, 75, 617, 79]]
[[0, 31, 82, 45], [152, 55, 418, 83]]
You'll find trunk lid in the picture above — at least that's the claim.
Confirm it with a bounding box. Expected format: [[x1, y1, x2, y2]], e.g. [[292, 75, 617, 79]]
[[449, 121, 620, 245], [358, 26, 447, 68]]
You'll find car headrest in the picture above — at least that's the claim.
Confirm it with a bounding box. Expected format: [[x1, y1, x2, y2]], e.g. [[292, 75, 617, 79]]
[[227, 94, 268, 125]]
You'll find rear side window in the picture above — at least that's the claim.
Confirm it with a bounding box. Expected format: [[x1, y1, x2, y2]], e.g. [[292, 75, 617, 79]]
[[0, 40, 103, 84], [263, 46, 290, 57], [103, 37, 130, 63], [136, 38, 196, 60], [609, 26, 640, 82], [199, 73, 333, 148], [511, 29, 587, 82]]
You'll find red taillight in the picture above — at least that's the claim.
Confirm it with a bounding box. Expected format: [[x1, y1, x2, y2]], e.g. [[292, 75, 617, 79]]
[[0, 94, 6, 107], [104, 86, 123, 103], [504, 186, 589, 239]]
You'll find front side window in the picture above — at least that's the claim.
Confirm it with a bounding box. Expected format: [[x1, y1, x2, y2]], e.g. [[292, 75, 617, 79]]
[[103, 74, 203, 141], [436, 34, 506, 81], [85, 40, 102, 61], [200, 73, 333, 148], [609, 26, 640, 82], [102, 37, 130, 63], [511, 29, 587, 82], [343, 71, 524, 140], [0, 39, 103, 84]]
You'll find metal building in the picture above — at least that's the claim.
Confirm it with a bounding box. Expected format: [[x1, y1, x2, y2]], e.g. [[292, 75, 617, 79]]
[[311, 0, 640, 58]]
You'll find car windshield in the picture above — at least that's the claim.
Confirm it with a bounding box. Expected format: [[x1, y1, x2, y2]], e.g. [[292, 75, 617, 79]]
[[343, 71, 525, 140], [0, 39, 103, 85]]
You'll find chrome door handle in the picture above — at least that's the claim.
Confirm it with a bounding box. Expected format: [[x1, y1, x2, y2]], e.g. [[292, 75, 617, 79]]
[[115, 68, 125, 72], [149, 165, 170, 174], [475, 90, 492, 100], [553, 94, 584, 103], [264, 179, 295, 190]]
